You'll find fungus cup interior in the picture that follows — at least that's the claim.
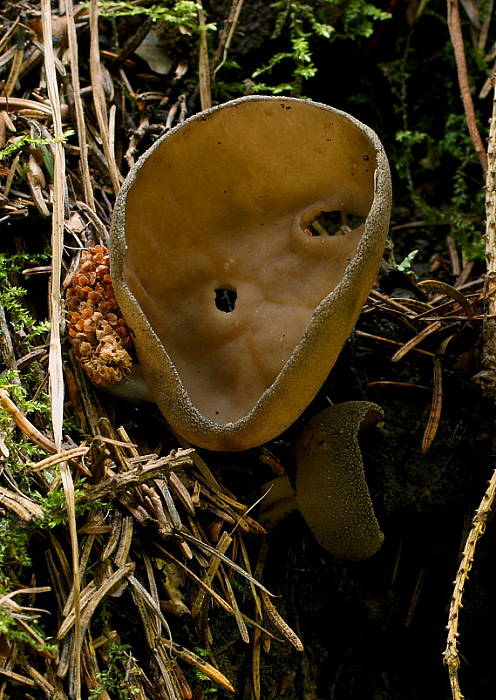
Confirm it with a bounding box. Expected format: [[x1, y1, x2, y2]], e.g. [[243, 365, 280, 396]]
[[122, 99, 378, 427]]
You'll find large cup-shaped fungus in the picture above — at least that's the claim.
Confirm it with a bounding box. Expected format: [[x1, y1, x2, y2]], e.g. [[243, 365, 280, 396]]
[[110, 96, 391, 451]]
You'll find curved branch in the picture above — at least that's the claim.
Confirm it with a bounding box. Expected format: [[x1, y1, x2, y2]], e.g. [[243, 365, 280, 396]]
[[447, 0, 488, 172]]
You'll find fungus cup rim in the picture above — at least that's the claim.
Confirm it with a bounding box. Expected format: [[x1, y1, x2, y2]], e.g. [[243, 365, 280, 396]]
[[110, 95, 392, 450]]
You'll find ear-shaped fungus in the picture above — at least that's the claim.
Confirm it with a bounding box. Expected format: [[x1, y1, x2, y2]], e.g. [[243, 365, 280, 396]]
[[110, 96, 391, 451], [295, 402, 384, 560]]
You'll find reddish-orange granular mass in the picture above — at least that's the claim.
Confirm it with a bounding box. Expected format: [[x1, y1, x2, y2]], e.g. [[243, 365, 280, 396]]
[[65, 245, 134, 386]]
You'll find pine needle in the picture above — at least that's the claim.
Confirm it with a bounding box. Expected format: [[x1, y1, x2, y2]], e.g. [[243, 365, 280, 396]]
[[66, 0, 94, 208], [89, 0, 122, 195], [41, 3, 82, 697]]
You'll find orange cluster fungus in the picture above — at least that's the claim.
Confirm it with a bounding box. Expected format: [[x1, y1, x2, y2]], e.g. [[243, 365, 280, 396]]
[[65, 245, 134, 386]]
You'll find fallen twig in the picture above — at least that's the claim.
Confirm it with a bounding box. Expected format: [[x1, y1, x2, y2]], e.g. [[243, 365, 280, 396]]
[[447, 0, 488, 171]]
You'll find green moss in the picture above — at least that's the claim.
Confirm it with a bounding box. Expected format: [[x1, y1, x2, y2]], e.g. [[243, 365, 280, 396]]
[[94, 0, 216, 32], [249, 0, 391, 96], [89, 641, 140, 699]]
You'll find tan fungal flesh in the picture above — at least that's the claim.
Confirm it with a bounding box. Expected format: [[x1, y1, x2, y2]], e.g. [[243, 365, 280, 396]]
[[124, 101, 372, 422], [111, 96, 391, 450]]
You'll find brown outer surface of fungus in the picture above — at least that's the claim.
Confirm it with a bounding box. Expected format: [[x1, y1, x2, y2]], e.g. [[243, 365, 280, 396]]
[[295, 401, 385, 560], [110, 96, 392, 451]]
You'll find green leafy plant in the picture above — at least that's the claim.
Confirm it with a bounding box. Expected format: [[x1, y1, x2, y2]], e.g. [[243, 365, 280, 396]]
[[194, 669, 218, 694], [334, 0, 392, 38], [251, 0, 391, 95], [0, 252, 51, 350], [392, 113, 486, 260], [380, 17, 486, 261], [35, 487, 110, 528], [396, 248, 419, 273], [95, 0, 216, 32], [0, 130, 74, 164], [252, 2, 334, 87], [0, 372, 49, 479], [0, 600, 58, 655], [0, 377, 46, 581], [193, 649, 218, 695], [0, 516, 32, 570], [89, 641, 140, 699]]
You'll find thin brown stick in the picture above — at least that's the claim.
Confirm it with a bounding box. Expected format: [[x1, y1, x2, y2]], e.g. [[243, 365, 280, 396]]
[[113, 16, 153, 64], [66, 0, 95, 208], [89, 0, 121, 195], [0, 391, 91, 476], [446, 235, 461, 276], [41, 4, 81, 698], [221, 564, 250, 642], [416, 279, 474, 318], [156, 544, 280, 639], [0, 301, 19, 376], [4, 28, 25, 98], [78, 449, 194, 501], [260, 591, 304, 652], [421, 336, 452, 454], [0, 487, 44, 521], [25, 664, 55, 694], [58, 564, 135, 639], [0, 669, 36, 687], [29, 446, 89, 472], [41, 0, 65, 452], [478, 0, 493, 52], [197, 0, 212, 110], [212, 0, 245, 78], [192, 530, 232, 619], [0, 96, 68, 117], [447, 0, 488, 171], [160, 638, 236, 694], [355, 330, 435, 357], [369, 288, 420, 316], [0, 17, 20, 56], [391, 321, 442, 363]]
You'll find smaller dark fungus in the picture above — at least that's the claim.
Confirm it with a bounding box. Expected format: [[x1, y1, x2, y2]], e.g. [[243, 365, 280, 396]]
[[295, 401, 384, 560]]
